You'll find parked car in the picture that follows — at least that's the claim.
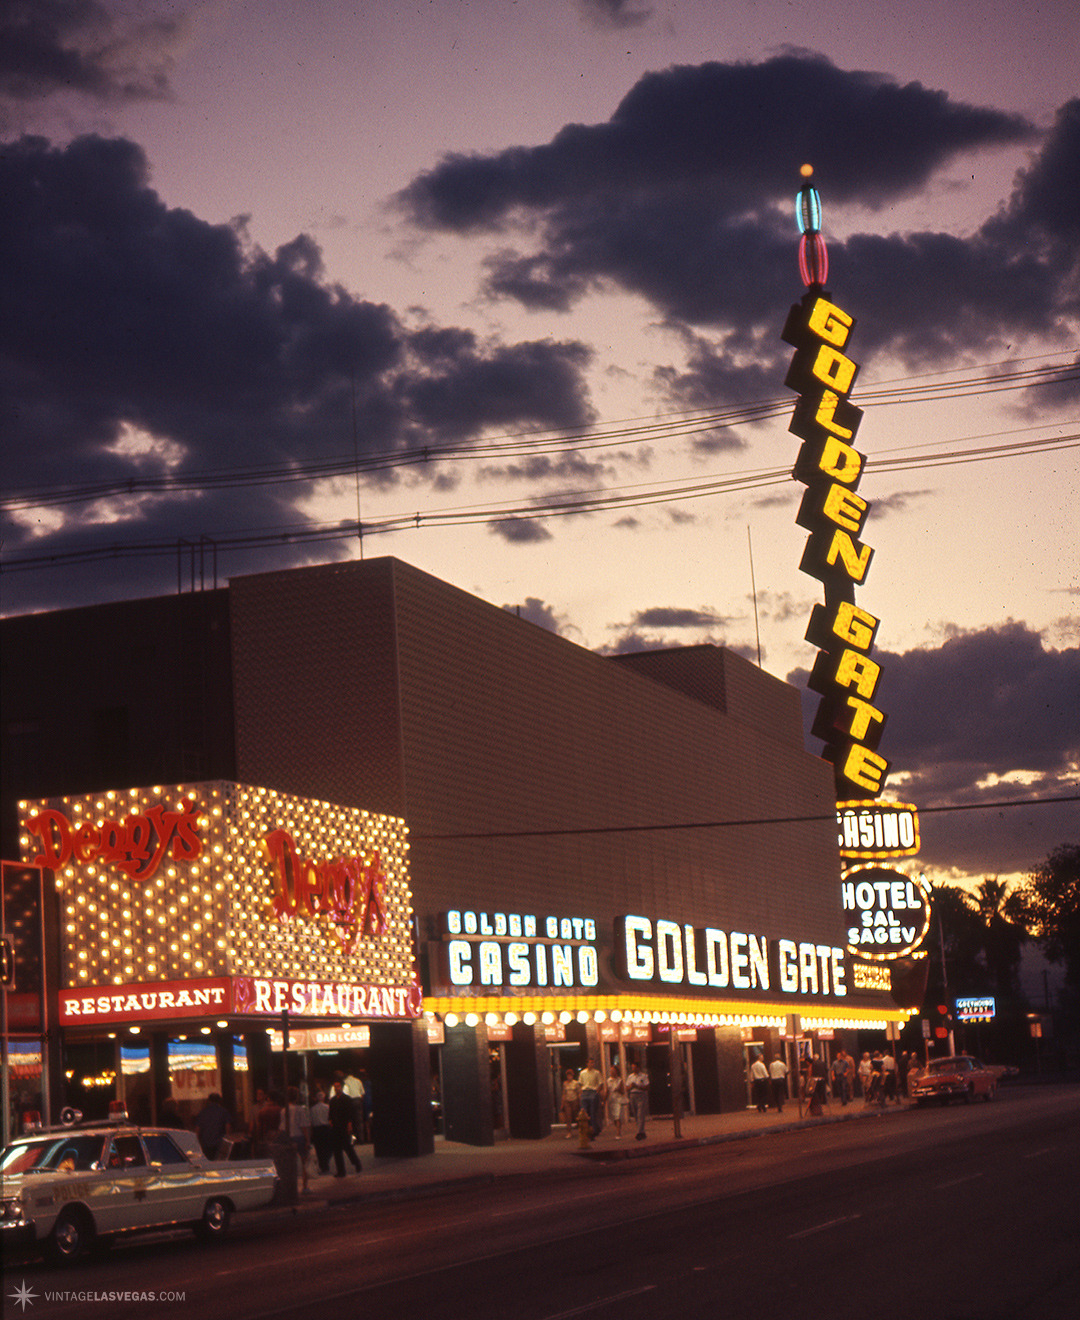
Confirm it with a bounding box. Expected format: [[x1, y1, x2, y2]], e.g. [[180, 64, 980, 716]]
[[911, 1054, 998, 1105], [986, 1063, 1020, 1080], [1, 1117, 277, 1265]]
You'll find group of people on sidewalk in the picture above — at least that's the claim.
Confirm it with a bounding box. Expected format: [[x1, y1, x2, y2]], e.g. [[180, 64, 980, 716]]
[[750, 1046, 923, 1116], [750, 1052, 791, 1113], [561, 1058, 650, 1141], [185, 1068, 372, 1194]]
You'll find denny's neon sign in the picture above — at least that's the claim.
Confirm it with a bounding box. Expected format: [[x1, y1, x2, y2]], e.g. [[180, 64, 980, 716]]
[[782, 170, 889, 798], [262, 828, 389, 952], [24, 798, 203, 880]]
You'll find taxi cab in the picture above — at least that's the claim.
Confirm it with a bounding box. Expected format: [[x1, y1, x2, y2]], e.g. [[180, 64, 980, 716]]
[[1, 1113, 277, 1264]]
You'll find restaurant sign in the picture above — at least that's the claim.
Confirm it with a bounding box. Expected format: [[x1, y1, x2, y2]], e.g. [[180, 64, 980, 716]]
[[58, 974, 421, 1026], [20, 782, 418, 997]]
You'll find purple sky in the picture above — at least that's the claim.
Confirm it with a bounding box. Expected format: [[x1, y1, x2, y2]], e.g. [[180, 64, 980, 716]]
[[1, 0, 1077, 895]]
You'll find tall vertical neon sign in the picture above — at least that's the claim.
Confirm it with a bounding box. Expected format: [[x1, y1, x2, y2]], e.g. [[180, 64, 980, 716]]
[[782, 166, 890, 798]]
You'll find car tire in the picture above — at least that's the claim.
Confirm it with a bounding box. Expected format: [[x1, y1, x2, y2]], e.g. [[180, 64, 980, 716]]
[[963, 1084, 974, 1104], [194, 1196, 231, 1241], [47, 1207, 94, 1266], [985, 1085, 996, 1102]]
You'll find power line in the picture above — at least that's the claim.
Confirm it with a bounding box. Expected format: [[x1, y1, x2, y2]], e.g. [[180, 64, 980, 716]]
[[4, 425, 1077, 574], [2, 355, 1075, 513], [411, 794, 1080, 842]]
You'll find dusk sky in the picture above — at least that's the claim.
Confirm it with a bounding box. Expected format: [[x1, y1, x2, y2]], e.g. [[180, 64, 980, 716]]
[[1, 0, 1077, 900]]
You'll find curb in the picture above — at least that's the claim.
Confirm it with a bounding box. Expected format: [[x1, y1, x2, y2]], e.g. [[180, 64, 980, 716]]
[[256, 1101, 907, 1216], [575, 1098, 894, 1161]]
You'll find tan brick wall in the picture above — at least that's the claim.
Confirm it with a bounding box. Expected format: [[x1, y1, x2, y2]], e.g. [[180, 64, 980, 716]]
[[229, 557, 858, 1001]]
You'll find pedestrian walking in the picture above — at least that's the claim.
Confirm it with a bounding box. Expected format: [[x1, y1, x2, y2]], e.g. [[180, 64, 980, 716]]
[[560, 1068, 581, 1138], [578, 1058, 603, 1137], [627, 1060, 650, 1140], [328, 1079, 361, 1176]]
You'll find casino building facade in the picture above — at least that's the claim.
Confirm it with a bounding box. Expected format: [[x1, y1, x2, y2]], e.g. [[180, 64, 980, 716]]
[[1, 557, 908, 1154]]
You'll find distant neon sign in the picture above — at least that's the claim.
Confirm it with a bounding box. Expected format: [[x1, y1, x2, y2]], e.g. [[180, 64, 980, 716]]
[[956, 996, 995, 1021]]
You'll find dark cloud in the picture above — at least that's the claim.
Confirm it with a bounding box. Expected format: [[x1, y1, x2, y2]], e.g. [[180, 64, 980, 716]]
[[629, 606, 730, 629], [579, 0, 653, 31], [869, 489, 934, 517], [0, 134, 595, 611], [878, 622, 1079, 784], [399, 56, 1080, 407], [600, 628, 755, 661], [597, 603, 743, 657], [0, 0, 180, 108], [479, 452, 615, 484], [399, 55, 1033, 232], [789, 621, 1080, 876], [653, 329, 781, 424], [488, 517, 552, 544]]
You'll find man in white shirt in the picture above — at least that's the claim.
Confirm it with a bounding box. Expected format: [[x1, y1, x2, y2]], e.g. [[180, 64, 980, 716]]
[[769, 1054, 789, 1113], [750, 1054, 769, 1112], [578, 1058, 603, 1137]]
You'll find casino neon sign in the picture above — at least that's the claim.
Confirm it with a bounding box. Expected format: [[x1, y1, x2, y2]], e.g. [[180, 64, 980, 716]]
[[782, 167, 890, 799]]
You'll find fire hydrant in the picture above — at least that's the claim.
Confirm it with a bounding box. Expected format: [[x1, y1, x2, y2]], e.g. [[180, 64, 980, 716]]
[[577, 1105, 592, 1148]]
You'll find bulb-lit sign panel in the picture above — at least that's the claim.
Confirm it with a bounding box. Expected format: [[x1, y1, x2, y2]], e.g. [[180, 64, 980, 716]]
[[782, 171, 890, 799], [842, 865, 931, 961], [21, 782, 420, 1022], [435, 909, 600, 990], [838, 802, 920, 859]]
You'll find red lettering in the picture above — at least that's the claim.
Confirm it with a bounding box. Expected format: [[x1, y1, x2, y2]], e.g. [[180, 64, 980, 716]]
[[73, 822, 100, 862], [25, 809, 72, 868], [169, 798, 202, 861], [20, 797, 204, 880], [261, 831, 388, 953]]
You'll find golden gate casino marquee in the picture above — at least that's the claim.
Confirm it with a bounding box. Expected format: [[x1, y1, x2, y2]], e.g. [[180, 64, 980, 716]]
[[18, 782, 422, 1029], [782, 165, 890, 801]]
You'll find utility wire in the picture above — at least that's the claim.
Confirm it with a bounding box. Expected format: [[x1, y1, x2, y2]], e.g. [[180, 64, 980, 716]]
[[2, 355, 1075, 512], [4, 427, 1077, 573], [411, 794, 1080, 842]]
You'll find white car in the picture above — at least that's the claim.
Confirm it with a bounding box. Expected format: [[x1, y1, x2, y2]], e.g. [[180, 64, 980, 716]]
[[1, 1120, 277, 1264]]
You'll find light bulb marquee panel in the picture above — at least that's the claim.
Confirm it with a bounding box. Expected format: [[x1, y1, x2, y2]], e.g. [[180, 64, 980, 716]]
[[19, 782, 420, 1022], [782, 166, 889, 799]]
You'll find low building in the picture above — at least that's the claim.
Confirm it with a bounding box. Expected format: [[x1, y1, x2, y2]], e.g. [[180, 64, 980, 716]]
[[2, 557, 905, 1152]]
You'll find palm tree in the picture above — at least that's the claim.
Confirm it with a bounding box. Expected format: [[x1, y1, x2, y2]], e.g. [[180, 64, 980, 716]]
[[969, 877, 1026, 998]]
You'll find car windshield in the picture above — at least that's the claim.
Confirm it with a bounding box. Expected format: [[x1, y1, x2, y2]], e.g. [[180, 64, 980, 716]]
[[1, 1134, 106, 1174], [926, 1058, 966, 1074]]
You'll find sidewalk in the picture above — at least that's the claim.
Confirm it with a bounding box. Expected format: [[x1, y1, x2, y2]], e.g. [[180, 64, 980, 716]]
[[271, 1095, 903, 1213]]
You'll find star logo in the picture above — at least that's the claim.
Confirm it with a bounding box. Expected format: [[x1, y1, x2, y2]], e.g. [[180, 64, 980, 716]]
[[8, 1280, 38, 1311]]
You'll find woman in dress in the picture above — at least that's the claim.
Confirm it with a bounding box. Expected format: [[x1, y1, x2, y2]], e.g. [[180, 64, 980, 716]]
[[605, 1065, 628, 1138]]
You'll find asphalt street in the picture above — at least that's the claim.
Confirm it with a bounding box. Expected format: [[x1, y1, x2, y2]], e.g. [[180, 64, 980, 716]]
[[6, 1086, 1077, 1320]]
